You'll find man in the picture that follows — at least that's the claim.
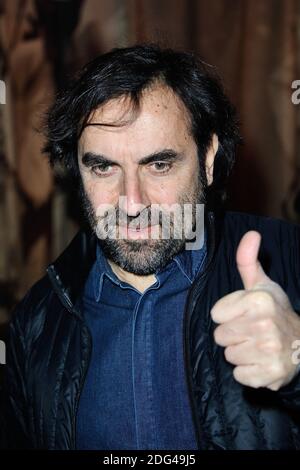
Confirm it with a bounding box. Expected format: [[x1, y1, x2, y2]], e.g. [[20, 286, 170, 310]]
[[1, 44, 300, 450]]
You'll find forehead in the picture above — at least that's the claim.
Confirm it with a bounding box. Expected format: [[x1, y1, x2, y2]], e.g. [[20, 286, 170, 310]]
[[78, 84, 195, 155]]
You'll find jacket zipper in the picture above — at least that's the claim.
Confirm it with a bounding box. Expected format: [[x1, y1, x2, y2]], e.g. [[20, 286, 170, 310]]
[[71, 319, 93, 450], [183, 211, 217, 451], [46, 265, 93, 450], [183, 283, 204, 450]]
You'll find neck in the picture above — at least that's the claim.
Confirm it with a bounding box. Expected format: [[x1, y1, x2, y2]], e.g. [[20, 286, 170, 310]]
[[107, 259, 156, 293]]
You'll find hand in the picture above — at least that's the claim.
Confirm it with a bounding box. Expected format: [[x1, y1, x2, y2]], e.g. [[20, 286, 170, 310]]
[[211, 230, 300, 391]]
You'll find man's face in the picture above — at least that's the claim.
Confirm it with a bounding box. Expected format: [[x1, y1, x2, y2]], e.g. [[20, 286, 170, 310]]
[[78, 83, 214, 275]]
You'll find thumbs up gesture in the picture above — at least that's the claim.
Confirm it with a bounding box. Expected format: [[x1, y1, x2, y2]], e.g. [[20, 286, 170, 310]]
[[211, 230, 300, 391]]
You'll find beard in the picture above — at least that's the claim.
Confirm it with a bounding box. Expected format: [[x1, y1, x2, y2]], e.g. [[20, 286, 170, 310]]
[[78, 174, 205, 275]]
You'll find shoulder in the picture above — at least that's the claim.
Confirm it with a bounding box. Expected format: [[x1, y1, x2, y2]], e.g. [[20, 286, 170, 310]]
[[223, 209, 300, 231], [8, 275, 57, 344], [222, 210, 300, 248], [217, 211, 300, 300]]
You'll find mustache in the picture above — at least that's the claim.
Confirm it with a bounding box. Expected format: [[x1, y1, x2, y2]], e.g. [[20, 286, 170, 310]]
[[97, 206, 174, 229], [94, 203, 200, 241]]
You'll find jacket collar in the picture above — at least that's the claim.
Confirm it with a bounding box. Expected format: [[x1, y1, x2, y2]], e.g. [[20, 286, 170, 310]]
[[46, 228, 98, 317], [46, 207, 224, 318]]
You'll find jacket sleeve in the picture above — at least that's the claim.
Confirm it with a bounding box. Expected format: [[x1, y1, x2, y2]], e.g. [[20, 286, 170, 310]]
[[0, 292, 33, 449], [275, 221, 300, 412], [276, 310, 300, 411], [276, 367, 300, 411]]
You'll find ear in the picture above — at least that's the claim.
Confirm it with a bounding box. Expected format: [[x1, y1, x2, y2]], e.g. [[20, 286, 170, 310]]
[[205, 133, 219, 186]]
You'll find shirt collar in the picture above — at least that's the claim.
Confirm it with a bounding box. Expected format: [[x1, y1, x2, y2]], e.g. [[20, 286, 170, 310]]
[[158, 227, 207, 284], [93, 228, 207, 300], [93, 244, 123, 301]]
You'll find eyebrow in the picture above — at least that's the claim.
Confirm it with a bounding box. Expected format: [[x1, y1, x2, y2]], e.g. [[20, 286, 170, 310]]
[[81, 149, 184, 168]]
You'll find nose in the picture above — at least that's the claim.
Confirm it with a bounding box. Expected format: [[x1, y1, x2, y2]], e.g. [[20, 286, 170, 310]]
[[119, 171, 149, 217]]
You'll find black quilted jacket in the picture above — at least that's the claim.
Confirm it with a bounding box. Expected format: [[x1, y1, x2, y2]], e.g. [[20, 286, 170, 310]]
[[1, 210, 300, 450]]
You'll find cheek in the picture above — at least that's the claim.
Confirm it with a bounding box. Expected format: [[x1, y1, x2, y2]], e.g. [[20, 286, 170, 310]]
[[153, 172, 197, 205], [84, 180, 117, 209], [148, 184, 184, 208], [153, 183, 177, 205]]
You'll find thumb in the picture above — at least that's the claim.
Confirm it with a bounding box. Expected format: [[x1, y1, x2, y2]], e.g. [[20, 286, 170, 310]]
[[236, 230, 269, 290]]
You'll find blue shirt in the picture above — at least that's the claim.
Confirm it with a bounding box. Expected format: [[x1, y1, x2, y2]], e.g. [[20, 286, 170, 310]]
[[76, 234, 207, 450]]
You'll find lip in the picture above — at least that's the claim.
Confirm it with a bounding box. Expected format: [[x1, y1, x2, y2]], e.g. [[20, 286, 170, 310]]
[[118, 224, 160, 239]]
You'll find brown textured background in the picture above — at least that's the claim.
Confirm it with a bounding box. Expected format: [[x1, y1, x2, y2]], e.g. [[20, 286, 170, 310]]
[[0, 0, 299, 323]]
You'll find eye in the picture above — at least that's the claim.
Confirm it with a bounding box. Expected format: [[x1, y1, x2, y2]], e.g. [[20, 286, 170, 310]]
[[91, 164, 114, 176], [150, 162, 172, 174]]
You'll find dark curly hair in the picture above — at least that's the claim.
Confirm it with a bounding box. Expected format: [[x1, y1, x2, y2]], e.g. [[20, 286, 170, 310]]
[[43, 43, 242, 209]]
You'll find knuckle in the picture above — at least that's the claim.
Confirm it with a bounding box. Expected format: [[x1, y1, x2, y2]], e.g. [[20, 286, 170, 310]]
[[224, 346, 234, 362], [250, 379, 261, 389], [214, 325, 229, 346], [233, 367, 260, 388], [211, 306, 220, 323], [255, 317, 275, 333], [232, 367, 241, 382], [213, 325, 222, 344], [251, 290, 275, 311], [268, 361, 284, 379], [268, 382, 281, 391], [264, 338, 283, 354]]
